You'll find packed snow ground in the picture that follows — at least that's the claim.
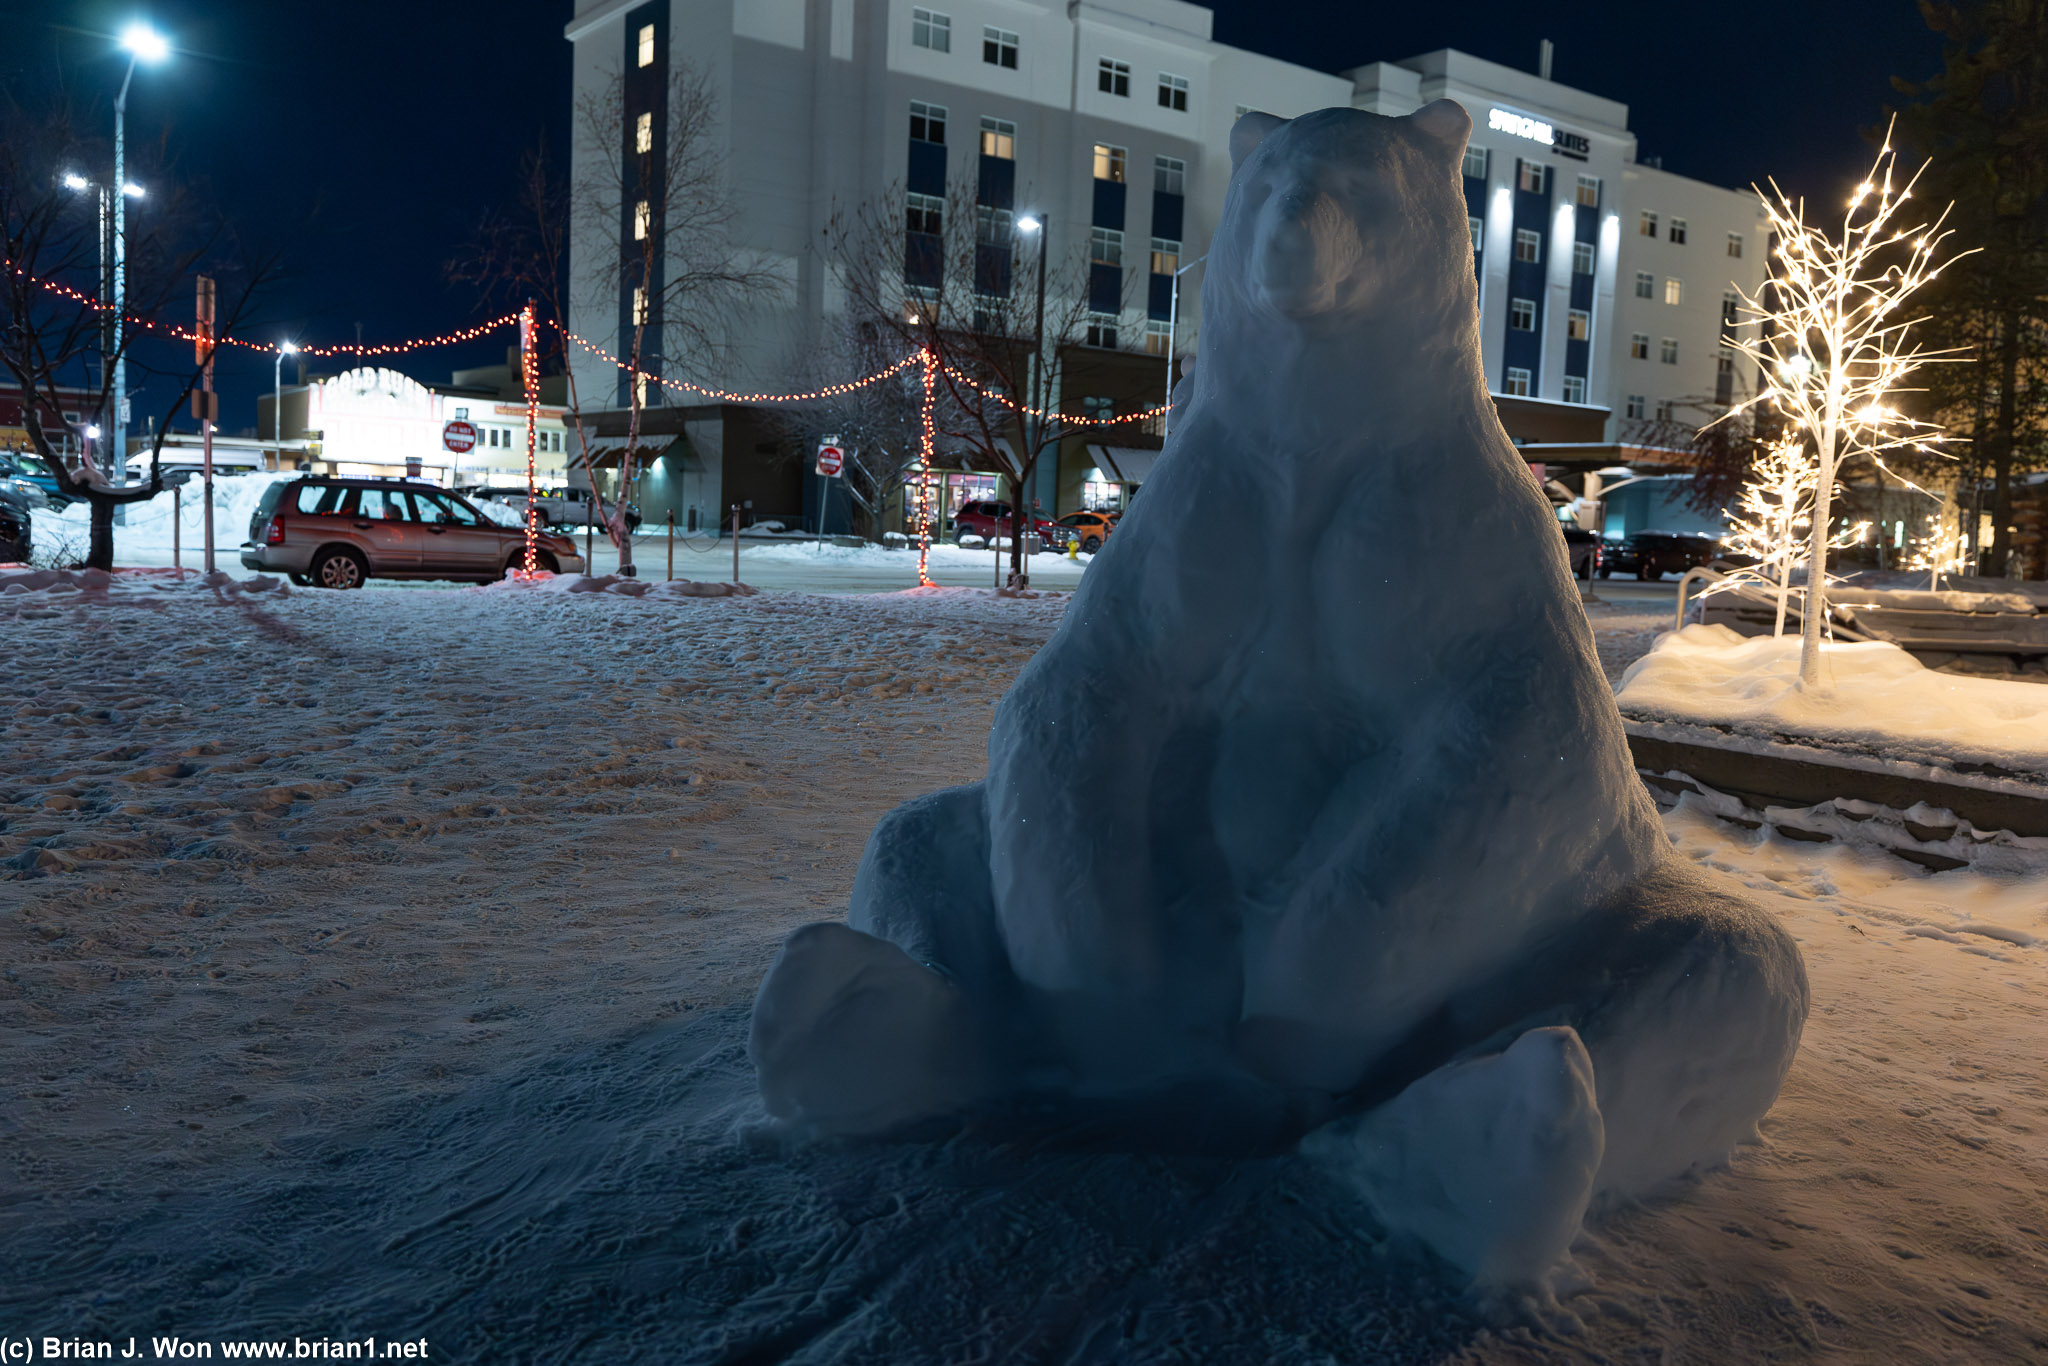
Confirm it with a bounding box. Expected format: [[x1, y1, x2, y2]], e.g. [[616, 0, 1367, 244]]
[[2, 580, 2043, 1363]]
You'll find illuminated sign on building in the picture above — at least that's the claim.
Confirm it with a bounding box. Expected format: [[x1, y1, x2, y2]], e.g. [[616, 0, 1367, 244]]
[[1489, 107, 1590, 162]]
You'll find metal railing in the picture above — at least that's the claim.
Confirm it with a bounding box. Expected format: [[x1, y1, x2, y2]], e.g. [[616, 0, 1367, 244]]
[[1673, 565, 1873, 641]]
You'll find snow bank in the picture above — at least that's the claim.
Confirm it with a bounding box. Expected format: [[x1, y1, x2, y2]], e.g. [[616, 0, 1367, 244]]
[[48, 472, 299, 556], [0, 564, 287, 599], [1617, 625, 2048, 779]]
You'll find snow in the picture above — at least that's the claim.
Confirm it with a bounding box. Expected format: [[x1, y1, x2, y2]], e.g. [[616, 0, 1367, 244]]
[[750, 102, 1806, 1301], [1618, 624, 2048, 780], [43, 472, 299, 560], [3, 584, 2043, 1361]]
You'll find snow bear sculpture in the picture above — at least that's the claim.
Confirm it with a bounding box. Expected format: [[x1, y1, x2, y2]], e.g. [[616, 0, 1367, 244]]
[[751, 101, 1808, 1292]]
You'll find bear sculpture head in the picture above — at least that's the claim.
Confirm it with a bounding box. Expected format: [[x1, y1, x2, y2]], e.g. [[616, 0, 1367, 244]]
[[1206, 101, 1479, 373]]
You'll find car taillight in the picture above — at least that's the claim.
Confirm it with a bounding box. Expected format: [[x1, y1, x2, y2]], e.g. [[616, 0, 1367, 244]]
[[264, 516, 285, 545]]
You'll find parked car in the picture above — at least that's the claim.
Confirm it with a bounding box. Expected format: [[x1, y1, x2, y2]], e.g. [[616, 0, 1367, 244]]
[[240, 476, 587, 588], [0, 450, 63, 510], [1056, 509, 1118, 553], [1600, 531, 1722, 581], [1560, 524, 1602, 579], [0, 488, 30, 562], [953, 499, 1072, 551], [527, 486, 641, 530]]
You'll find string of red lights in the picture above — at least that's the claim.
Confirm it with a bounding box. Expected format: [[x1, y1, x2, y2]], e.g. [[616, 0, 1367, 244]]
[[519, 303, 542, 578]]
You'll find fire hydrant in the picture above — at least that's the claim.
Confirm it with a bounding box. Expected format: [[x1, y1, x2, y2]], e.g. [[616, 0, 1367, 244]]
[[1066, 537, 1080, 560]]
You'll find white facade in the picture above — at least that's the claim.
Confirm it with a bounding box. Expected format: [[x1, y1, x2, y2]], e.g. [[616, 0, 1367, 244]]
[[564, 6, 1773, 480], [563, 0, 1352, 405], [298, 368, 571, 487]]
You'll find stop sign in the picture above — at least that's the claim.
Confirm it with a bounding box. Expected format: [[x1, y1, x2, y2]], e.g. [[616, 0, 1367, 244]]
[[443, 420, 478, 454], [815, 443, 845, 477]]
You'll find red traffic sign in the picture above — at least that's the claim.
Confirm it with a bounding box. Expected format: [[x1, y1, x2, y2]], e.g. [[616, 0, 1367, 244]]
[[815, 443, 845, 478], [443, 421, 478, 454]]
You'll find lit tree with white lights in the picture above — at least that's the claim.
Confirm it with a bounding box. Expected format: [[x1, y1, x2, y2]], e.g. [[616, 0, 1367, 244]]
[[1721, 126, 1971, 684], [1719, 436, 1868, 638]]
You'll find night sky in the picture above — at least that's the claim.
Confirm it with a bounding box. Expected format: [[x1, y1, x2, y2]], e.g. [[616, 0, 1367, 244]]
[[2, 0, 1945, 431]]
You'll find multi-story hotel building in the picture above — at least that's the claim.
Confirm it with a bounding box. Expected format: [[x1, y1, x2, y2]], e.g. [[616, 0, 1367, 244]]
[[563, 1, 1771, 531]]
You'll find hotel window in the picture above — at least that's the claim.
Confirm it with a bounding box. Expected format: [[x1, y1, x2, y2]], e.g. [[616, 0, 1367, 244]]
[[1150, 237, 1180, 275], [1660, 337, 1679, 364], [1639, 211, 1658, 237], [1726, 232, 1744, 258], [637, 24, 654, 67], [1461, 145, 1489, 180], [1158, 73, 1189, 111], [910, 100, 946, 144], [1625, 394, 1645, 419], [1634, 271, 1654, 299], [979, 116, 1015, 159], [1086, 312, 1119, 348], [1664, 277, 1683, 305], [1630, 332, 1649, 360], [1090, 227, 1123, 268], [1093, 143, 1125, 183], [1514, 229, 1541, 263], [1505, 367, 1532, 396], [1719, 292, 1740, 326], [975, 205, 1013, 244], [1154, 155, 1185, 194], [1144, 319, 1172, 356], [1510, 297, 1537, 331], [982, 26, 1018, 68], [1575, 174, 1600, 208], [1669, 217, 1688, 244], [631, 287, 648, 325], [635, 112, 652, 155], [912, 8, 950, 51], [1716, 353, 1736, 377], [1080, 395, 1115, 421], [1098, 58, 1130, 96], [906, 192, 944, 236], [1518, 162, 1549, 194], [1567, 309, 1590, 341], [633, 200, 650, 241], [1655, 398, 1675, 421], [1562, 375, 1587, 403], [1572, 241, 1594, 275], [1469, 217, 1483, 254]]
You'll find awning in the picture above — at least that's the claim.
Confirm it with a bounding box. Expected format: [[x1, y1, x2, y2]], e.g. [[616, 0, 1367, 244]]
[[572, 436, 675, 470], [1089, 445, 1160, 485]]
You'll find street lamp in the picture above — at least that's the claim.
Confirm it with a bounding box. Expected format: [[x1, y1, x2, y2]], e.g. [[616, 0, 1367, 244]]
[[61, 170, 149, 481], [275, 342, 299, 470], [1159, 253, 1206, 450], [1013, 212, 1049, 588], [110, 23, 171, 481]]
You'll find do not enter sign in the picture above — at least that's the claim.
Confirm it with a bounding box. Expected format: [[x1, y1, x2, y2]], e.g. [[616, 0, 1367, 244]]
[[443, 420, 478, 454], [815, 442, 845, 478]]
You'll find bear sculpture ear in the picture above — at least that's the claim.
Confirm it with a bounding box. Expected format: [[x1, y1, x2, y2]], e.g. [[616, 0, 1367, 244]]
[[1230, 110, 1286, 170], [1408, 99, 1472, 161]]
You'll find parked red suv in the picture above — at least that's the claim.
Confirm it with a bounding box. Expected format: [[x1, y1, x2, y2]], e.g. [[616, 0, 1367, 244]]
[[952, 499, 1072, 551]]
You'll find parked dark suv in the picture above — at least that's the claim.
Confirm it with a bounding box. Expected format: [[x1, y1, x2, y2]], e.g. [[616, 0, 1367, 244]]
[[241, 477, 587, 588], [1600, 531, 1722, 581]]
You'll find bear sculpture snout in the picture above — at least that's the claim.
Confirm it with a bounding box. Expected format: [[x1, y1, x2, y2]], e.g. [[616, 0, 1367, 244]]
[[1252, 185, 1364, 318]]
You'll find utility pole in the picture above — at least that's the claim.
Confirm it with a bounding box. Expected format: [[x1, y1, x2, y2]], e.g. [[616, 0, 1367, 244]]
[[1159, 254, 1206, 452]]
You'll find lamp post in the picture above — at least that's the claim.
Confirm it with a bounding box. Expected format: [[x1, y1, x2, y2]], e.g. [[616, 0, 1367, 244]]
[[111, 24, 170, 483], [274, 342, 298, 471], [1159, 253, 1206, 451], [1015, 212, 1049, 588], [61, 172, 144, 479]]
